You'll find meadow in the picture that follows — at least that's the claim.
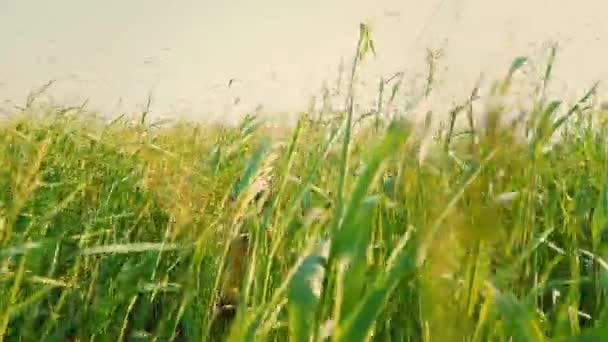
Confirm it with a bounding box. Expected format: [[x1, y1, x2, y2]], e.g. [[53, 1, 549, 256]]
[[1, 26, 608, 341]]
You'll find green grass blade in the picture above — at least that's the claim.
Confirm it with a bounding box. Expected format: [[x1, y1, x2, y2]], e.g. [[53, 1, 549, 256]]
[[334, 226, 417, 341], [287, 243, 329, 342]]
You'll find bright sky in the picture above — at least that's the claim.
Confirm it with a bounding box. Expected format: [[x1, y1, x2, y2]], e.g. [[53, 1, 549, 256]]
[[1, 0, 607, 121]]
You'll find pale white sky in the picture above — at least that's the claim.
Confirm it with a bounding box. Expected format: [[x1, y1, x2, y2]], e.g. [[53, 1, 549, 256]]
[[1, 0, 607, 121]]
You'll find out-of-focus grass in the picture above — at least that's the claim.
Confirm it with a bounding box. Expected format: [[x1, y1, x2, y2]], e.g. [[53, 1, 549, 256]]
[[2, 33, 608, 341]]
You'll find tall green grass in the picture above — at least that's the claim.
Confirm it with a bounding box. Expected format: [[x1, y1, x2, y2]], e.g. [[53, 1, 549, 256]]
[[1, 28, 608, 341]]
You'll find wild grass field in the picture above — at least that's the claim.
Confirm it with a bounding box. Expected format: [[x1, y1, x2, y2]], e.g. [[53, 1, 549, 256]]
[[1, 26, 608, 341]]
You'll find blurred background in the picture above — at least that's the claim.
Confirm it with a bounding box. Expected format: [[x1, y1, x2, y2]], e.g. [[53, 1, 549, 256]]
[[1, 0, 607, 121]]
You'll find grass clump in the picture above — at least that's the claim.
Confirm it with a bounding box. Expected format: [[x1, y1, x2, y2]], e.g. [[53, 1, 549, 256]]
[[1, 35, 608, 341]]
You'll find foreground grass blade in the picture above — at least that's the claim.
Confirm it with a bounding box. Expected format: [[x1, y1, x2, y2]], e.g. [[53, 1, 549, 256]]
[[333, 226, 416, 341], [330, 121, 409, 324], [287, 241, 329, 342]]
